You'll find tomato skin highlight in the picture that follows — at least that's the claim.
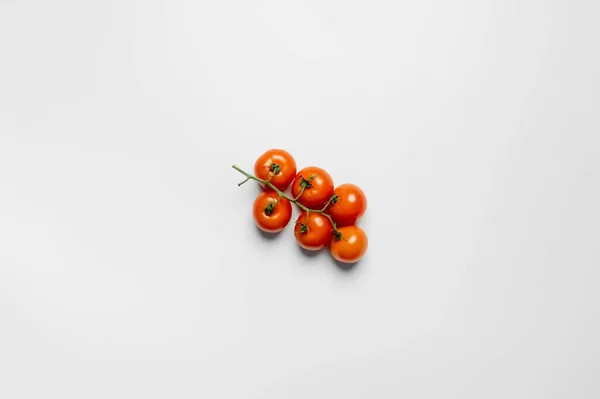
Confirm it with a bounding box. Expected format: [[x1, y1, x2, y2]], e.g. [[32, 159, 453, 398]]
[[252, 191, 292, 233], [254, 149, 297, 191], [329, 225, 368, 263], [294, 211, 334, 251], [328, 184, 367, 227], [291, 166, 334, 209]]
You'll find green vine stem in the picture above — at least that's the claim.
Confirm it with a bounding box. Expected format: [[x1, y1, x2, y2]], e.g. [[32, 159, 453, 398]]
[[232, 164, 338, 232]]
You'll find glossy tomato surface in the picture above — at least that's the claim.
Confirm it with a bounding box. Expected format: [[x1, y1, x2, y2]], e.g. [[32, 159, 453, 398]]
[[329, 225, 368, 263], [291, 166, 334, 209], [328, 183, 367, 227], [293, 211, 334, 251], [254, 149, 297, 191], [252, 191, 292, 233]]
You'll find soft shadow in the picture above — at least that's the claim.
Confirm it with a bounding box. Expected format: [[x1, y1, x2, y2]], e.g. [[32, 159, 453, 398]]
[[256, 225, 283, 241], [332, 258, 360, 272], [296, 245, 322, 258]]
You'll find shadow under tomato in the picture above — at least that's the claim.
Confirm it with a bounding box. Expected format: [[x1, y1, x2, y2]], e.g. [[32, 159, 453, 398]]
[[255, 225, 283, 241], [296, 245, 322, 258], [332, 258, 360, 272]]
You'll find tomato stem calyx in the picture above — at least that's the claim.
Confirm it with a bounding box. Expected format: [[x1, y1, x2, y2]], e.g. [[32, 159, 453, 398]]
[[299, 174, 317, 189], [270, 163, 281, 175], [264, 201, 275, 215], [298, 223, 309, 233]]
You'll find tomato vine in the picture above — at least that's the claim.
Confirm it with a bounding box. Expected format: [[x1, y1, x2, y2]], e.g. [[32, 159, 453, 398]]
[[232, 164, 339, 234]]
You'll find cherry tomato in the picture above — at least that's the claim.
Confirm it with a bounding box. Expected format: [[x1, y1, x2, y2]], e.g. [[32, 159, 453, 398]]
[[328, 184, 367, 227], [329, 225, 368, 263], [253, 191, 292, 233], [293, 211, 334, 251], [254, 149, 297, 191], [291, 166, 334, 209]]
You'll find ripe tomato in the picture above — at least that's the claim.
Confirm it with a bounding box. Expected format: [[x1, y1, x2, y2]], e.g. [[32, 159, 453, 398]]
[[291, 166, 334, 209], [328, 184, 367, 227], [254, 149, 297, 191], [253, 191, 292, 233], [294, 211, 333, 251], [329, 225, 368, 263]]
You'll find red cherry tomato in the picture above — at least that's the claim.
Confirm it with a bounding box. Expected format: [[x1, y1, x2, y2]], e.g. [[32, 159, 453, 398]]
[[328, 184, 367, 227], [252, 191, 292, 233], [293, 211, 334, 251], [291, 166, 334, 209], [254, 149, 297, 191], [329, 225, 368, 263]]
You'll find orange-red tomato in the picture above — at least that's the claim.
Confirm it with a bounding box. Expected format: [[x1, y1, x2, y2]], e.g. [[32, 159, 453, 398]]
[[329, 225, 368, 263], [252, 191, 292, 233], [328, 184, 367, 227], [294, 211, 333, 251], [254, 149, 297, 191], [291, 166, 334, 209]]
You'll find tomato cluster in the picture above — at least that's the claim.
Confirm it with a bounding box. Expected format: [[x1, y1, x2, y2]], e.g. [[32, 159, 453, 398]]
[[237, 149, 368, 264]]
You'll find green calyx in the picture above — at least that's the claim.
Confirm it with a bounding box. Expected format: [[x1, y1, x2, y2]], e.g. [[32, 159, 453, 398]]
[[270, 163, 281, 175], [264, 201, 276, 215], [300, 174, 318, 189], [298, 223, 309, 233]]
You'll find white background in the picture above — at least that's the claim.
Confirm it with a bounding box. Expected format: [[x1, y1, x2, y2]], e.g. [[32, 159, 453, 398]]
[[1, 0, 599, 398]]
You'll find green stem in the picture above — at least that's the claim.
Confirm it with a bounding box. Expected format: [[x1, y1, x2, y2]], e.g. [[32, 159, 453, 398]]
[[322, 213, 337, 230], [238, 177, 251, 186], [232, 164, 337, 229], [294, 186, 306, 201], [320, 196, 335, 212]]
